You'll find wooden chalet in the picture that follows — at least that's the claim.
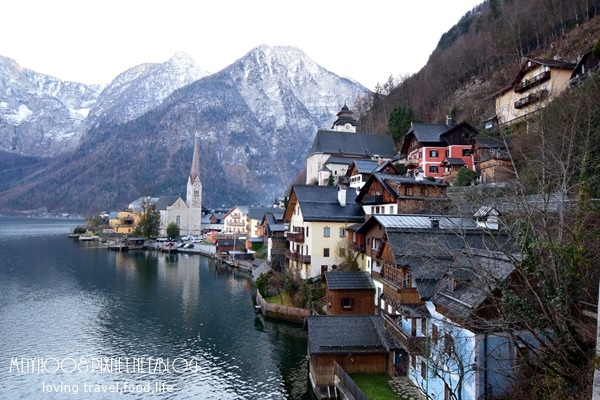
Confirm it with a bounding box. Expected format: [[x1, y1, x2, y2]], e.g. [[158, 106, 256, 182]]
[[324, 271, 375, 315]]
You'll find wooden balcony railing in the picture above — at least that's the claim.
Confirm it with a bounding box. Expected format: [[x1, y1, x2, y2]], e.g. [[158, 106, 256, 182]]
[[514, 89, 548, 109], [285, 232, 305, 243], [382, 314, 426, 355], [286, 249, 311, 264], [515, 70, 551, 93], [405, 158, 421, 169]]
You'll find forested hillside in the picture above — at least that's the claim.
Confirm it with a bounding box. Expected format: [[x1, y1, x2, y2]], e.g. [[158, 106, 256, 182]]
[[357, 0, 600, 140]]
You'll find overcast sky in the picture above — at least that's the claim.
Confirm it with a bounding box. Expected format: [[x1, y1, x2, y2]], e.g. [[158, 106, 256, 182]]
[[1, 0, 482, 90]]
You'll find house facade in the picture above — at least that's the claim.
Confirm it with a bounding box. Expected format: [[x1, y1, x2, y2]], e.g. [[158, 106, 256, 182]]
[[284, 185, 364, 279], [324, 271, 376, 315], [401, 119, 478, 181], [472, 136, 514, 183], [493, 57, 576, 126], [222, 206, 249, 235], [356, 174, 448, 216]]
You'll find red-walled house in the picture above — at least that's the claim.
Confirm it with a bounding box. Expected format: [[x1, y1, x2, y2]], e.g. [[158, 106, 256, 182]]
[[401, 117, 478, 181]]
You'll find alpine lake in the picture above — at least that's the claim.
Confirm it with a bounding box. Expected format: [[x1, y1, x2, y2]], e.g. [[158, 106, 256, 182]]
[[0, 217, 310, 399]]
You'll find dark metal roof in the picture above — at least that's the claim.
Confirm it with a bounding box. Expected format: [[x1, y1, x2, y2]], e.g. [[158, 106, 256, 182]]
[[325, 271, 375, 290], [442, 158, 466, 166], [154, 196, 181, 210], [248, 207, 274, 220], [307, 315, 396, 354], [473, 136, 509, 149], [352, 159, 381, 174], [308, 130, 396, 158]]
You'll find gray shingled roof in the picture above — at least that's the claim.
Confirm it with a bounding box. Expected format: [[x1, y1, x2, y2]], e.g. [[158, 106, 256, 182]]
[[154, 196, 181, 210], [307, 315, 397, 354], [352, 159, 381, 174], [432, 250, 516, 322], [325, 156, 357, 165], [408, 123, 449, 143], [248, 207, 274, 220], [291, 186, 364, 222], [442, 158, 466, 166], [325, 271, 375, 290], [474, 136, 509, 149], [308, 130, 396, 158]]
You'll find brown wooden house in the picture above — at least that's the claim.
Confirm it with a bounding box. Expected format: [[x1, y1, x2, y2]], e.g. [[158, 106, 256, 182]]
[[325, 271, 375, 315], [307, 315, 400, 397], [472, 136, 515, 184], [356, 173, 448, 216]]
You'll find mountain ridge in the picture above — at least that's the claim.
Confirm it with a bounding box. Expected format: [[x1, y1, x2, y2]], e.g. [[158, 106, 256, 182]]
[[0, 45, 369, 213]]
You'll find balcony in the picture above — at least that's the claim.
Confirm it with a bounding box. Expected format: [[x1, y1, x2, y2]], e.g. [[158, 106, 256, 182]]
[[515, 70, 551, 93], [382, 314, 426, 355], [514, 90, 548, 109], [285, 231, 305, 243], [286, 249, 311, 264], [362, 195, 383, 205], [381, 278, 422, 304], [405, 158, 421, 169]]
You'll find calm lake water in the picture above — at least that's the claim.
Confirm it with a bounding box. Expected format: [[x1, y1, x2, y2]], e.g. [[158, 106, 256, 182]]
[[0, 217, 309, 399]]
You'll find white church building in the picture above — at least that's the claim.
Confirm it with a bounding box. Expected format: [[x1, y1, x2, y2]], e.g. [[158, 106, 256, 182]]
[[128, 135, 203, 237]]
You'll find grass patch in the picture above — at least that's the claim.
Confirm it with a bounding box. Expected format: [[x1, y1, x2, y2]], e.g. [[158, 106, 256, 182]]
[[349, 373, 399, 400], [263, 292, 293, 306]]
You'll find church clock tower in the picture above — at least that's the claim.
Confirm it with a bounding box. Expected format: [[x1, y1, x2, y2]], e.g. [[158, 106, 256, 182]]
[[186, 134, 203, 235]]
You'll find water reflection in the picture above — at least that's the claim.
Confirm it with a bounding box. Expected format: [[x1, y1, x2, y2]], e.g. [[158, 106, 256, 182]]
[[0, 218, 309, 399]]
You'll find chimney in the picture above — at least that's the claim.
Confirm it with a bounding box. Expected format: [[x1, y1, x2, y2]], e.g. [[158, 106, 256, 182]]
[[430, 218, 440, 229], [446, 115, 453, 127], [338, 185, 347, 207], [415, 168, 424, 181]]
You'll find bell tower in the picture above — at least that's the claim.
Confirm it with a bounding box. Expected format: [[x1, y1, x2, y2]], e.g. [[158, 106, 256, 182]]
[[186, 133, 203, 235]]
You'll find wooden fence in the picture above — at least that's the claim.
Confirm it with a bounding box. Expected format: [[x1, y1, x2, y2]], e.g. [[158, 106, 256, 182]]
[[255, 290, 311, 324], [334, 362, 369, 400]]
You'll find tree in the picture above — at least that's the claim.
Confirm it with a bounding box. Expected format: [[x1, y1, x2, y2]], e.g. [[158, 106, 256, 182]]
[[133, 201, 160, 238], [166, 222, 180, 239], [327, 173, 334, 186], [388, 105, 415, 144], [454, 168, 477, 186], [336, 244, 360, 271]]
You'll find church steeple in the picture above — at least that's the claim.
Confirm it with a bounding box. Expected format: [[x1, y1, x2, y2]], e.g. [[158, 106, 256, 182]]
[[187, 133, 203, 209], [190, 133, 201, 183]]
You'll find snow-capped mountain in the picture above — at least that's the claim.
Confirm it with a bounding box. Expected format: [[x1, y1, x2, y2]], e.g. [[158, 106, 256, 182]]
[[0, 55, 102, 157], [0, 45, 370, 213], [85, 52, 210, 128]]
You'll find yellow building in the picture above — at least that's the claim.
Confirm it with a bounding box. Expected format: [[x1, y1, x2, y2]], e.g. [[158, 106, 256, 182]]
[[109, 210, 141, 234], [284, 185, 364, 279], [493, 58, 575, 126]]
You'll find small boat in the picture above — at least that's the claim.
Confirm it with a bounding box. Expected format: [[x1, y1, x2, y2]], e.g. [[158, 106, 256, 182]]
[[79, 234, 98, 242]]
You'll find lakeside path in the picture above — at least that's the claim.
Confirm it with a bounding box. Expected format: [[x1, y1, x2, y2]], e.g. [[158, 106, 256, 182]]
[[178, 243, 216, 257]]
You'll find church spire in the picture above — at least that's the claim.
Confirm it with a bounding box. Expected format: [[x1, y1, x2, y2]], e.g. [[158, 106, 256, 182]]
[[190, 132, 201, 182]]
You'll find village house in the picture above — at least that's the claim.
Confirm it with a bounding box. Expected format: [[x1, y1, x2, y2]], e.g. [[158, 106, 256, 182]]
[[284, 185, 364, 280], [570, 48, 600, 89], [491, 57, 576, 127], [201, 211, 226, 233], [355, 173, 449, 216], [471, 136, 514, 184], [222, 206, 249, 235], [400, 118, 478, 183], [307, 315, 400, 398], [306, 105, 397, 185], [245, 207, 274, 251], [258, 210, 287, 267], [324, 271, 376, 315], [109, 209, 140, 234], [346, 159, 399, 192]]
